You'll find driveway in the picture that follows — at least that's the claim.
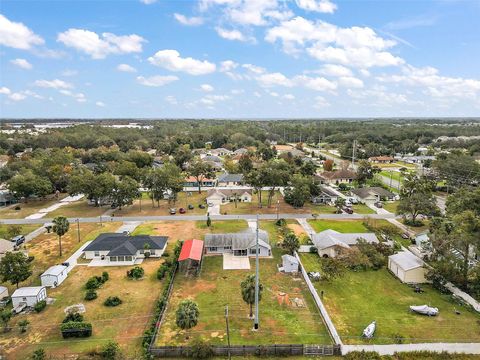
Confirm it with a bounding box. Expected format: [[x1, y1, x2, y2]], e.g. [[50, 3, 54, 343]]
[[115, 221, 142, 234], [25, 194, 85, 220], [207, 204, 220, 216], [297, 218, 316, 239], [223, 253, 250, 270], [63, 240, 92, 273]]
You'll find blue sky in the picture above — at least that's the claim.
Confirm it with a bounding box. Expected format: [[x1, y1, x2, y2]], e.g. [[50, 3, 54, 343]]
[[1, 0, 479, 118]]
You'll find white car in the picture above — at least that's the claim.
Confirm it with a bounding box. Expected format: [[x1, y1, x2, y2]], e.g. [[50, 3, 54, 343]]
[[346, 197, 358, 204]]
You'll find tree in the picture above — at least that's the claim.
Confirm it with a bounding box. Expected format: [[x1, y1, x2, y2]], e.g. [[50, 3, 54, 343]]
[[257, 145, 276, 161], [323, 159, 334, 172], [7, 171, 52, 201], [6, 224, 22, 239], [433, 153, 480, 188], [53, 216, 70, 257], [334, 197, 345, 214], [175, 300, 199, 339], [206, 213, 211, 228], [0, 309, 12, 332], [238, 154, 253, 174], [284, 175, 313, 208], [112, 176, 139, 210], [397, 174, 439, 225], [259, 160, 292, 207], [0, 252, 32, 288], [283, 232, 300, 255], [240, 274, 263, 319], [68, 170, 115, 207], [144, 163, 184, 207], [321, 258, 345, 281], [173, 144, 193, 170], [100, 340, 121, 359], [356, 160, 379, 185], [188, 159, 214, 194], [244, 169, 264, 208]]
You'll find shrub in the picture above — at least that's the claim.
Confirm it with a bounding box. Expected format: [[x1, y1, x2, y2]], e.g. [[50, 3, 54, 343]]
[[85, 277, 101, 290], [104, 296, 122, 307], [394, 333, 405, 344], [27, 255, 35, 263], [157, 263, 171, 280], [14, 205, 21, 211], [18, 319, 29, 333], [34, 300, 46, 313], [185, 338, 213, 359], [100, 340, 120, 359], [85, 290, 98, 301], [63, 312, 84, 323], [60, 321, 92, 338], [162, 251, 170, 257], [31, 348, 46, 360], [275, 218, 286, 227], [101, 271, 109, 282], [309, 246, 317, 253], [126, 266, 144, 280], [344, 351, 382, 360]]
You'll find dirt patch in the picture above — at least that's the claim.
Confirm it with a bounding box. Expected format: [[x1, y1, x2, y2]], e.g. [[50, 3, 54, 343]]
[[288, 223, 307, 237]]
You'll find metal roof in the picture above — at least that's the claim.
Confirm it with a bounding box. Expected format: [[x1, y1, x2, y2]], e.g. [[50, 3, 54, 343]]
[[389, 251, 424, 271], [179, 239, 204, 261], [312, 229, 379, 250], [12, 286, 45, 298], [41, 265, 67, 277]]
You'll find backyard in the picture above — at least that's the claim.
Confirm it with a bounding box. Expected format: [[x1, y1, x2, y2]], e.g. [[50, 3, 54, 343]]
[[299, 253, 480, 344], [0, 259, 165, 359], [155, 249, 331, 347]]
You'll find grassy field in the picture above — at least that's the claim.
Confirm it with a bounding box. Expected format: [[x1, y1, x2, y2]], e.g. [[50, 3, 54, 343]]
[[383, 201, 399, 214], [156, 249, 331, 346], [47, 200, 108, 218], [0, 224, 40, 239], [299, 253, 480, 344], [0, 259, 165, 359], [0, 194, 67, 219], [352, 204, 375, 214], [308, 219, 369, 233]]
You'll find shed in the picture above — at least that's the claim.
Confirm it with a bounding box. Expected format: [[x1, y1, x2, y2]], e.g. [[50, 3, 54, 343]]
[[40, 265, 68, 288], [178, 239, 204, 274], [0, 286, 8, 299], [281, 254, 299, 273], [388, 251, 427, 284], [11, 286, 47, 309]]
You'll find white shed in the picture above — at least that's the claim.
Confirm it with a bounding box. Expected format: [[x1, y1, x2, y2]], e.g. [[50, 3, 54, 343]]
[[388, 251, 427, 284], [11, 286, 47, 308], [0, 286, 8, 299], [281, 254, 299, 273], [41, 265, 68, 288]]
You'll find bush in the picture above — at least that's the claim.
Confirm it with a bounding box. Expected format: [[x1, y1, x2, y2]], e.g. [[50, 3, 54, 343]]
[[157, 263, 171, 280], [162, 251, 170, 257], [185, 338, 214, 359], [104, 296, 122, 307], [63, 312, 84, 323], [60, 321, 92, 338], [275, 218, 286, 227], [14, 205, 21, 211], [101, 271, 109, 282], [309, 246, 317, 253], [31, 348, 46, 360], [85, 277, 101, 290], [126, 266, 144, 280], [100, 340, 120, 359], [34, 300, 46, 313], [27, 255, 35, 263], [85, 290, 98, 301], [344, 351, 382, 360]]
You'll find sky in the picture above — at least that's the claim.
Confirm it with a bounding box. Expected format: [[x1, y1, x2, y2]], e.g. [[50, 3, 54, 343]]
[[0, 0, 479, 119]]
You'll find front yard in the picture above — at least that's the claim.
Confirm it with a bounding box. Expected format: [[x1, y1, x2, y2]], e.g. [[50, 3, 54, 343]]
[[299, 253, 480, 344], [155, 249, 331, 346], [308, 219, 369, 233], [0, 194, 67, 219]]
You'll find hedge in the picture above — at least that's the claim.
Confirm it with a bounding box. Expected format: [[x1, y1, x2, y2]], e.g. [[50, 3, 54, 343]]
[[60, 321, 92, 338]]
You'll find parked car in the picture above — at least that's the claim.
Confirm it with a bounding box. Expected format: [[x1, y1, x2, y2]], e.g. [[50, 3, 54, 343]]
[[401, 233, 410, 240], [344, 200, 352, 207], [188, 204, 194, 210], [198, 204, 206, 209], [11, 235, 25, 247], [61, 262, 70, 267], [179, 208, 186, 214], [169, 208, 176, 215], [342, 206, 353, 214], [374, 201, 383, 208], [346, 197, 358, 204]]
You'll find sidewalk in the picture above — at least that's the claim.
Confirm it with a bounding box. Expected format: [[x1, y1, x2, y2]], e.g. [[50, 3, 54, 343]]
[[297, 218, 316, 238]]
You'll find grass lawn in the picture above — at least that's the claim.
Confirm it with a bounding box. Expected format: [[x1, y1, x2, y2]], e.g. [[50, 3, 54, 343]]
[[352, 204, 375, 214], [47, 200, 108, 218], [303, 203, 337, 214], [308, 219, 369, 233], [111, 191, 208, 217], [0, 259, 165, 359], [0, 194, 67, 219], [383, 201, 399, 214], [299, 254, 480, 344], [155, 249, 331, 346], [196, 220, 248, 233], [0, 224, 40, 239]]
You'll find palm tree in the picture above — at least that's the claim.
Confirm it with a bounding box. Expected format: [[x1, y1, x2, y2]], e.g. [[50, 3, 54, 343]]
[[241, 274, 263, 319], [53, 216, 70, 257], [175, 300, 199, 339], [283, 232, 300, 255]]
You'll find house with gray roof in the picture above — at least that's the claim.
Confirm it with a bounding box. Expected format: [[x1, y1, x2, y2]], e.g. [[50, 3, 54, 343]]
[[350, 187, 396, 205], [206, 188, 252, 205], [312, 229, 379, 258], [204, 229, 271, 257], [83, 233, 168, 265], [311, 186, 339, 204], [217, 173, 245, 186]]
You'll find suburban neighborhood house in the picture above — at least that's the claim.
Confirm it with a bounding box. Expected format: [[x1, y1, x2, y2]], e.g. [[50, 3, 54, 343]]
[[206, 188, 252, 205], [183, 176, 216, 188], [83, 233, 168, 265], [388, 251, 427, 283], [312, 229, 379, 258], [311, 186, 339, 204], [204, 230, 271, 257], [350, 187, 396, 205], [368, 156, 394, 163], [316, 169, 357, 185], [217, 173, 245, 186]]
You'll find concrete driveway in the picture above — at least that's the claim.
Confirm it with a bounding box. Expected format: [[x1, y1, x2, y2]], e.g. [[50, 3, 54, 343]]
[[223, 253, 250, 270], [115, 221, 142, 234]]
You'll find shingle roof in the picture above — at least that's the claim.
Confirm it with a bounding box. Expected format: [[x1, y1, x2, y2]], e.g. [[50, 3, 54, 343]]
[[207, 188, 252, 198], [312, 229, 378, 250], [218, 173, 244, 183], [205, 229, 270, 250], [84, 233, 168, 256], [318, 169, 357, 180], [389, 251, 424, 271], [351, 187, 394, 199]]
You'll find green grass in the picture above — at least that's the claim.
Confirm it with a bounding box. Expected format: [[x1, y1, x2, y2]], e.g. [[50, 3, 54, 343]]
[[352, 204, 375, 214], [308, 219, 369, 233], [379, 170, 403, 183], [47, 200, 108, 218], [196, 220, 248, 233], [156, 249, 331, 346], [299, 253, 480, 344], [383, 201, 399, 214], [0, 224, 40, 239]]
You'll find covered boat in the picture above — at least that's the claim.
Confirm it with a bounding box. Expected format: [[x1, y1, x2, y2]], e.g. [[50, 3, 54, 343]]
[[409, 305, 439, 316], [362, 320, 376, 338]]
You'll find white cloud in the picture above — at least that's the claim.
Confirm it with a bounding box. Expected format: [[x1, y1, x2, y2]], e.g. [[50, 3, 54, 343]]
[[283, 94, 295, 100], [199, 94, 231, 106], [57, 29, 145, 59], [313, 95, 330, 108], [242, 63, 266, 74], [165, 95, 178, 105], [319, 64, 352, 77], [0, 14, 44, 50], [231, 89, 244, 94], [10, 58, 32, 70], [174, 13, 204, 26], [215, 27, 254, 42], [34, 79, 73, 89], [9, 92, 27, 101], [293, 75, 337, 91], [140, 0, 157, 4], [59, 89, 86, 102], [136, 75, 179, 87], [295, 0, 337, 13], [148, 50, 216, 75], [96, 101, 105, 107], [0, 87, 11, 95], [117, 63, 137, 73], [338, 76, 364, 88], [257, 72, 294, 87], [200, 84, 214, 92]]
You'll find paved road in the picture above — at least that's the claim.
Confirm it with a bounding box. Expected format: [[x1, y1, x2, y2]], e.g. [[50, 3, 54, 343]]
[[0, 212, 398, 225]]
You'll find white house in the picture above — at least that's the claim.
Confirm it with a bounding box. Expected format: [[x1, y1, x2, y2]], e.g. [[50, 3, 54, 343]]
[[204, 230, 271, 257], [206, 189, 252, 205], [350, 187, 396, 205], [388, 251, 427, 284], [217, 173, 245, 187], [40, 265, 68, 288], [12, 286, 47, 309], [312, 229, 379, 258], [0, 286, 8, 299], [281, 254, 299, 273], [83, 233, 168, 265]]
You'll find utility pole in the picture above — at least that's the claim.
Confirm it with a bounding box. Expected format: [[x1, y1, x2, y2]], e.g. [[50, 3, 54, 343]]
[[254, 214, 259, 330], [389, 171, 393, 189], [76, 218, 80, 243], [225, 305, 231, 360], [352, 140, 357, 168]]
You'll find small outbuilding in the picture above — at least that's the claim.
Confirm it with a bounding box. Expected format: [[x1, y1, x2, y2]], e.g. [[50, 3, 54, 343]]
[[388, 251, 427, 284], [281, 254, 299, 273], [40, 265, 69, 288], [178, 239, 204, 275], [0, 286, 8, 300], [12, 286, 47, 309]]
